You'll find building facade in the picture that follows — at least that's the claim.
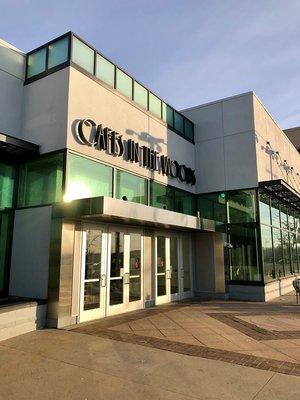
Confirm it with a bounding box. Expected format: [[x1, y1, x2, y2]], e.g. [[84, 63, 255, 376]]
[[0, 32, 299, 328]]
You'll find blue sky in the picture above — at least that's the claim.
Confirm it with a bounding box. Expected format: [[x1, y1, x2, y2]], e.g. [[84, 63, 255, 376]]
[[1, 0, 300, 128]]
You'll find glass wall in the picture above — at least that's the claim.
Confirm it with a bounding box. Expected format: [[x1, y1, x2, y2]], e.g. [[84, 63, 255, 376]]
[[26, 35, 69, 79], [26, 33, 194, 142], [115, 170, 148, 205], [18, 152, 64, 207], [66, 154, 113, 201], [0, 163, 16, 209], [259, 190, 300, 281], [0, 212, 14, 293], [197, 192, 226, 231]]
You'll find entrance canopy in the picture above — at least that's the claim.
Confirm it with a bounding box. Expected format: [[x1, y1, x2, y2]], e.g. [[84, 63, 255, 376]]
[[53, 196, 215, 231], [259, 179, 300, 210], [0, 132, 39, 158]]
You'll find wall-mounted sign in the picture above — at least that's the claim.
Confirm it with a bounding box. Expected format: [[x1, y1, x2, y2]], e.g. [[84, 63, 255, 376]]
[[75, 119, 196, 185]]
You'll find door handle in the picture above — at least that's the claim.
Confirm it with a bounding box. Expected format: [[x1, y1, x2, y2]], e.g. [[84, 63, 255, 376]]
[[124, 272, 130, 284], [101, 274, 107, 287]]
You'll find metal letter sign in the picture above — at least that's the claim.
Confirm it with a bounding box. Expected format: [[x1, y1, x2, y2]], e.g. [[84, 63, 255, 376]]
[[76, 119, 196, 185]]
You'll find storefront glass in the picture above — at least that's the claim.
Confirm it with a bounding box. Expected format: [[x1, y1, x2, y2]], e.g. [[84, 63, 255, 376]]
[[0, 162, 16, 209], [116, 170, 148, 205], [0, 212, 13, 293], [67, 154, 113, 201], [227, 190, 256, 223], [18, 152, 64, 207]]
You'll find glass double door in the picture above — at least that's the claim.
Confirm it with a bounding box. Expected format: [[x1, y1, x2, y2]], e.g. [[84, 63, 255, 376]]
[[80, 224, 143, 322], [155, 234, 193, 305]]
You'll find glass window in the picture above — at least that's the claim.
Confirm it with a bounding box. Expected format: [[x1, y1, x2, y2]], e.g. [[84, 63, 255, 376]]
[[116, 68, 132, 99], [273, 228, 284, 277], [27, 48, 47, 78], [174, 111, 184, 134], [157, 236, 166, 296], [0, 163, 15, 209], [280, 206, 289, 230], [197, 193, 226, 224], [18, 153, 64, 207], [149, 93, 162, 119], [288, 210, 295, 232], [133, 82, 148, 109], [227, 190, 257, 223], [174, 189, 196, 216], [271, 199, 280, 227], [261, 225, 275, 282], [150, 182, 174, 211], [184, 119, 194, 141], [0, 212, 13, 292], [259, 192, 271, 225], [166, 105, 174, 127], [72, 37, 94, 74], [115, 170, 147, 205], [290, 233, 298, 274], [162, 103, 167, 123], [228, 224, 261, 282], [129, 233, 141, 302], [282, 230, 292, 275], [48, 37, 69, 69], [95, 54, 115, 87], [66, 154, 113, 201]]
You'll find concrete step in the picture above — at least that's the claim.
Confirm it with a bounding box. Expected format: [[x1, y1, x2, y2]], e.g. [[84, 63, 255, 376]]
[[0, 300, 46, 341]]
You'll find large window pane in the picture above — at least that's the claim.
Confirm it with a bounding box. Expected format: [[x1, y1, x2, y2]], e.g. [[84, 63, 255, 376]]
[[280, 206, 289, 230], [0, 163, 15, 209], [228, 225, 261, 282], [95, 54, 115, 87], [290, 233, 298, 274], [184, 119, 194, 141], [72, 37, 94, 74], [0, 212, 13, 292], [174, 189, 196, 216], [27, 48, 47, 78], [282, 230, 291, 275], [174, 111, 184, 134], [116, 68, 132, 99], [227, 190, 257, 223], [259, 192, 271, 225], [273, 228, 284, 277], [116, 170, 147, 205], [66, 154, 113, 201], [162, 103, 167, 123], [133, 82, 148, 109], [150, 182, 174, 211], [261, 225, 275, 282], [48, 37, 69, 69], [166, 105, 174, 127], [197, 193, 226, 227], [18, 153, 64, 207], [149, 93, 162, 119], [271, 199, 280, 227]]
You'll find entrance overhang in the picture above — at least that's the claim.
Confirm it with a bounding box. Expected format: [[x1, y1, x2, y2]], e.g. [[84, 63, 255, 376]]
[[259, 179, 300, 210], [52, 196, 215, 231], [0, 132, 39, 159]]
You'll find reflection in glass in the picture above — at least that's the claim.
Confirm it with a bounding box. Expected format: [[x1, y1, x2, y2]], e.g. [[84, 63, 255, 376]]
[[282, 230, 292, 275], [273, 228, 284, 277], [170, 237, 178, 294], [116, 170, 148, 205], [229, 225, 261, 281], [48, 37, 69, 69], [129, 233, 141, 302], [85, 230, 102, 279], [157, 236, 166, 296], [291, 233, 298, 274], [84, 281, 100, 310], [0, 163, 15, 209], [0, 212, 13, 292], [27, 48, 47, 78], [261, 225, 275, 281], [72, 37, 94, 74], [110, 279, 123, 305], [96, 54, 115, 87], [259, 193, 271, 225], [129, 278, 141, 302], [157, 275, 166, 296], [271, 199, 280, 227], [227, 190, 256, 223], [150, 182, 174, 211], [280, 206, 289, 231], [110, 232, 124, 277], [182, 236, 191, 291], [174, 111, 184, 134]]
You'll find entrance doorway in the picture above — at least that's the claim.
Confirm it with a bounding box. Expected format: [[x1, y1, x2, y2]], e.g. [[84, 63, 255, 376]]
[[79, 224, 143, 322], [155, 234, 193, 305]]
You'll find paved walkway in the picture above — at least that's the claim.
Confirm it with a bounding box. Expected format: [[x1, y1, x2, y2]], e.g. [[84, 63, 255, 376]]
[[0, 293, 299, 399]]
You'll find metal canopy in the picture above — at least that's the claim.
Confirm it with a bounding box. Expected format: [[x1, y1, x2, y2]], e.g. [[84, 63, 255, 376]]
[[0, 132, 39, 158], [259, 179, 300, 210]]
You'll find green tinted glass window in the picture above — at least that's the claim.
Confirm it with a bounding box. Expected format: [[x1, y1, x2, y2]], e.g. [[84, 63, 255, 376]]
[[150, 182, 174, 211], [166, 105, 174, 127], [72, 37, 94, 74], [259, 192, 271, 225], [174, 189, 196, 216], [116, 170, 147, 205], [149, 93, 162, 119], [27, 48, 47, 78], [0, 163, 15, 209], [184, 119, 194, 140], [227, 190, 256, 223], [162, 103, 167, 122], [0, 212, 13, 292], [116, 68, 132, 99], [261, 225, 275, 282], [174, 111, 184, 134], [271, 199, 280, 227], [133, 82, 148, 109], [66, 154, 113, 201], [48, 37, 69, 69], [95, 54, 115, 87], [18, 153, 64, 207], [280, 206, 288, 230]]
